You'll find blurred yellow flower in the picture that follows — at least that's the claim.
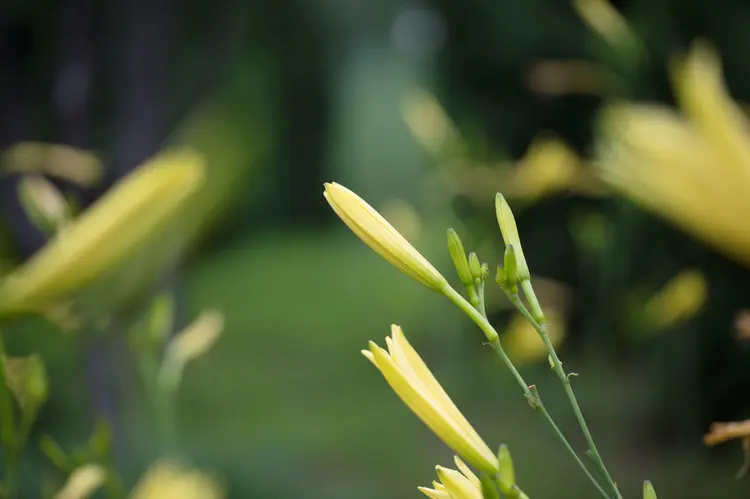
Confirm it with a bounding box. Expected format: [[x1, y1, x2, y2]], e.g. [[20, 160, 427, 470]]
[[419, 458, 482, 499], [130, 460, 223, 499], [0, 148, 204, 316], [363, 325, 499, 473], [643, 269, 707, 330], [1, 142, 103, 188], [54, 464, 107, 499], [572, 0, 640, 54], [596, 41, 750, 267], [159, 310, 224, 391], [504, 134, 592, 200], [402, 88, 463, 159], [502, 310, 565, 365], [324, 182, 449, 293]]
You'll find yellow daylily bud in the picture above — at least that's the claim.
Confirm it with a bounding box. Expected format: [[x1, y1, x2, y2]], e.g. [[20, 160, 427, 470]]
[[436, 466, 483, 499], [1, 142, 103, 188], [495, 193, 530, 280], [363, 325, 499, 473], [324, 182, 448, 292], [643, 480, 657, 499], [0, 148, 204, 316], [130, 460, 224, 499], [54, 464, 107, 499], [159, 310, 224, 391]]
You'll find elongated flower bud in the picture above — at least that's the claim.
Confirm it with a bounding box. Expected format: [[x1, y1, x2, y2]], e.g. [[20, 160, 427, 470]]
[[324, 182, 448, 292], [495, 193, 530, 280], [0, 148, 204, 316]]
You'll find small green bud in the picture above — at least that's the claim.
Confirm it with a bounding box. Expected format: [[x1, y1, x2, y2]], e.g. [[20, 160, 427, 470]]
[[548, 354, 555, 370], [503, 245, 519, 293], [468, 252, 482, 281], [480, 474, 501, 499], [495, 265, 506, 287], [447, 229, 473, 286], [480, 262, 489, 280], [497, 444, 516, 490], [643, 481, 657, 499]]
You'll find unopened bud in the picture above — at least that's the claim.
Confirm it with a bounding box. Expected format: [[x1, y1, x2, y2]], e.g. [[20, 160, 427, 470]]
[[495, 193, 530, 280], [468, 252, 482, 281], [503, 245, 520, 293], [643, 481, 657, 499], [497, 444, 515, 492], [480, 474, 500, 499], [447, 229, 473, 286]]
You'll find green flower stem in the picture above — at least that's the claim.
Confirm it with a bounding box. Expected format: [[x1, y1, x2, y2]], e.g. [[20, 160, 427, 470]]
[[443, 286, 610, 498], [511, 282, 620, 499]]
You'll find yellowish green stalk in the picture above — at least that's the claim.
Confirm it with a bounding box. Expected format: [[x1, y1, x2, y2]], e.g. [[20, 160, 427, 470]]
[[443, 286, 610, 498]]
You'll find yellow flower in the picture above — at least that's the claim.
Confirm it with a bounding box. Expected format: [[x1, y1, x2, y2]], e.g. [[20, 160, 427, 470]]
[[572, 0, 639, 54], [1, 142, 103, 188], [363, 325, 499, 473], [324, 182, 448, 292], [0, 148, 204, 315], [129, 460, 223, 499], [643, 269, 707, 330], [54, 464, 107, 499], [419, 457, 482, 499], [596, 42, 750, 268]]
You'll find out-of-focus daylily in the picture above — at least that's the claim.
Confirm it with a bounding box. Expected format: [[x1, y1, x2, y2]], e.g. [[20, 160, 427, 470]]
[[402, 89, 464, 159], [501, 310, 565, 365], [596, 41, 750, 268], [129, 460, 223, 499], [0, 148, 204, 316], [54, 464, 107, 499], [704, 420, 750, 477], [1, 142, 103, 188], [641, 269, 707, 331], [363, 325, 500, 473]]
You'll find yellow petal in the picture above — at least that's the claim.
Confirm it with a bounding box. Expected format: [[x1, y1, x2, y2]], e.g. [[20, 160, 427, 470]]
[[436, 466, 483, 499], [418, 486, 452, 499], [366, 332, 499, 473], [453, 456, 481, 490], [388, 326, 491, 455], [672, 41, 750, 184]]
